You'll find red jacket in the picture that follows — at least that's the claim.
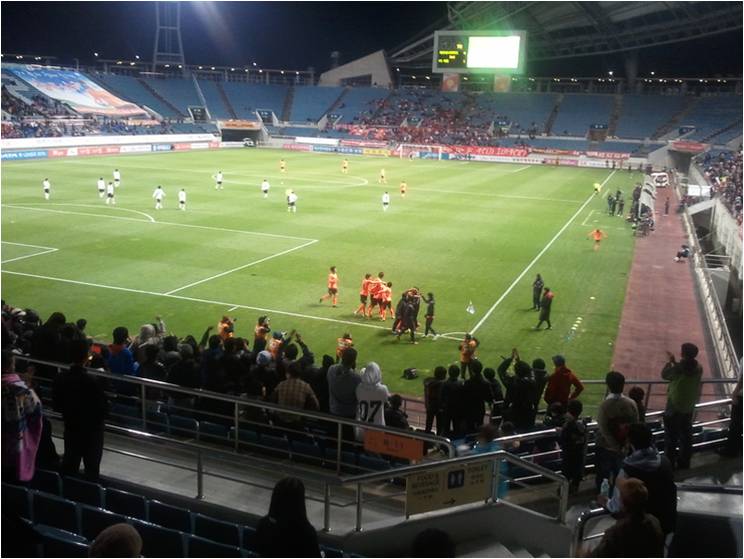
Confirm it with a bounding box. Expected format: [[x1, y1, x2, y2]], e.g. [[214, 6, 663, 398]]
[[544, 366, 584, 406]]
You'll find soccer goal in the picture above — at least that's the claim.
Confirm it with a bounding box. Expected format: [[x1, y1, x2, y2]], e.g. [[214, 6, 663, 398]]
[[395, 143, 445, 160]]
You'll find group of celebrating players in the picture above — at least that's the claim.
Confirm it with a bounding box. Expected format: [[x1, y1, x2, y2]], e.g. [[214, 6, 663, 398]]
[[319, 267, 435, 343]]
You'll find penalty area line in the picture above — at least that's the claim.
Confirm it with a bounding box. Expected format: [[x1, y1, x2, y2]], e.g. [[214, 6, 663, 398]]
[[470, 169, 617, 335]]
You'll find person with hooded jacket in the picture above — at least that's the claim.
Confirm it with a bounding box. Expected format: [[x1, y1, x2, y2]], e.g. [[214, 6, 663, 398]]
[[498, 352, 538, 431], [355, 361, 390, 429], [662, 342, 703, 470]]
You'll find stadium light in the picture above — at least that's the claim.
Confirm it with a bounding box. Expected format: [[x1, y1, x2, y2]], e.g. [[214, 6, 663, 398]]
[[135, 55, 140, 60], [650, 71, 655, 76], [252, 62, 257, 66], [211, 66, 216, 70], [230, 67, 235, 71], [165, 64, 170, 68], [463, 76, 468, 81], [16, 55, 22, 59], [281, 70, 284, 74], [296, 71, 299, 75], [130, 62, 135, 66], [608, 71, 614, 76], [178, 65, 182, 69], [425, 76, 430, 80], [259, 69, 263, 73], [245, 69, 249, 72], [94, 52, 99, 57]]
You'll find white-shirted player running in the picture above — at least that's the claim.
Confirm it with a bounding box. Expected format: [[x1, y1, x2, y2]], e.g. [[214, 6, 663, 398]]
[[153, 185, 166, 210], [105, 182, 116, 205], [382, 191, 390, 212], [113, 168, 121, 188], [287, 190, 298, 213], [261, 179, 270, 199], [42, 178, 51, 200], [97, 177, 106, 198], [178, 188, 187, 211], [215, 171, 224, 190]]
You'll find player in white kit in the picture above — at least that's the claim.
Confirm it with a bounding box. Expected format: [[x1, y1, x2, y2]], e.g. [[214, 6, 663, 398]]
[[105, 182, 116, 205], [152, 186, 166, 210], [215, 171, 224, 190], [178, 189, 187, 210], [382, 191, 390, 212], [287, 191, 298, 213], [97, 177, 106, 198], [261, 179, 270, 199], [113, 169, 121, 188], [42, 178, 51, 200]]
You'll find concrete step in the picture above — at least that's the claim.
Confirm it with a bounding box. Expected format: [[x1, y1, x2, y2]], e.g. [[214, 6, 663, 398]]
[[457, 540, 514, 557]]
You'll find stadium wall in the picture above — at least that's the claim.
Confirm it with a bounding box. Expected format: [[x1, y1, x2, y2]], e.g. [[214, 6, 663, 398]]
[[318, 50, 393, 87]]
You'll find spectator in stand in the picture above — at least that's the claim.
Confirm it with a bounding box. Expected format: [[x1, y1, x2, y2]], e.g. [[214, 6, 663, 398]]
[[544, 355, 584, 407], [138, 344, 167, 382], [462, 360, 490, 434], [532, 357, 549, 407], [662, 343, 703, 470], [355, 361, 390, 433], [307, 354, 333, 414], [498, 351, 538, 431], [256, 477, 321, 558], [30, 311, 66, 378], [559, 399, 587, 495], [482, 367, 504, 427], [130, 317, 166, 364], [271, 361, 319, 430], [587, 478, 664, 558], [471, 423, 509, 498], [440, 365, 465, 438], [628, 386, 647, 423], [423, 366, 447, 435], [1, 350, 43, 482], [327, 347, 361, 441], [602, 423, 677, 539], [385, 394, 411, 429], [89, 523, 143, 558], [595, 371, 639, 494], [52, 339, 108, 481]]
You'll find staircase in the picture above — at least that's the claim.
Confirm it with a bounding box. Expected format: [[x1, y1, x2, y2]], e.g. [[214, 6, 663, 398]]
[[701, 120, 743, 144], [324, 86, 349, 116], [544, 94, 564, 135], [138, 78, 185, 118], [457, 538, 550, 558], [607, 94, 623, 137], [281, 85, 295, 122], [651, 96, 700, 140], [216, 81, 237, 119]]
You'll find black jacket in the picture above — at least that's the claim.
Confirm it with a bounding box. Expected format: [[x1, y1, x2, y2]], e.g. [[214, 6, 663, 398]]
[[52, 365, 108, 432]]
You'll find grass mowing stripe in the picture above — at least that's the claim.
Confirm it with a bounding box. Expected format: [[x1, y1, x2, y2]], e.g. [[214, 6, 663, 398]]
[[470, 169, 617, 334]]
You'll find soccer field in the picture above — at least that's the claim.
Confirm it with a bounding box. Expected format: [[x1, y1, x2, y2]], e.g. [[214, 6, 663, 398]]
[[1, 149, 641, 397]]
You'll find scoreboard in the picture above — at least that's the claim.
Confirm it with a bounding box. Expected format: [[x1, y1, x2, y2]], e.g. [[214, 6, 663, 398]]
[[432, 30, 526, 74]]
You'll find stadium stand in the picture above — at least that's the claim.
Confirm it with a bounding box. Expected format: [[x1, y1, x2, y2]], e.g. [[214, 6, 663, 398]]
[[221, 82, 288, 119], [91, 73, 181, 118], [702, 149, 743, 223], [140, 77, 201, 117], [196, 79, 235, 120], [551, 93, 614, 136], [331, 86, 390, 123], [614, 94, 688, 139], [682, 96, 742, 143], [288, 85, 344, 122], [475, 92, 559, 131]]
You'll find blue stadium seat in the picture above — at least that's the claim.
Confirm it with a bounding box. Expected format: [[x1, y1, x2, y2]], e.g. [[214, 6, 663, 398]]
[[147, 410, 170, 434], [200, 421, 230, 443], [260, 434, 290, 458], [36, 525, 89, 558], [358, 453, 391, 471], [2, 482, 31, 519], [63, 476, 104, 507], [31, 468, 62, 495], [148, 499, 192, 532], [290, 439, 323, 465], [32, 492, 79, 533], [111, 403, 144, 428], [241, 526, 257, 551], [129, 518, 186, 558], [323, 448, 358, 471], [230, 427, 260, 449], [104, 487, 148, 520], [187, 534, 242, 557], [79, 505, 128, 541], [192, 513, 241, 547], [168, 414, 199, 438]]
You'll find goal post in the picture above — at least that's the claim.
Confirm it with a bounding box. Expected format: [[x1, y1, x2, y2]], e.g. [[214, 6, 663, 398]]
[[395, 143, 444, 160]]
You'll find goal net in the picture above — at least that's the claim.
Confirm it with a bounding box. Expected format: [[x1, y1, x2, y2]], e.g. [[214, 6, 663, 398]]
[[395, 143, 445, 160]]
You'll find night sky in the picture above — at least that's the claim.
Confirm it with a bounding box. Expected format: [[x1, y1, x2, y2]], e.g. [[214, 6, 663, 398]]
[[1, 2, 741, 77]]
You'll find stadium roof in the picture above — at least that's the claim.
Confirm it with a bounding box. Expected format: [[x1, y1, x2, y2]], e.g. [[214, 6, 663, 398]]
[[390, 1, 743, 67]]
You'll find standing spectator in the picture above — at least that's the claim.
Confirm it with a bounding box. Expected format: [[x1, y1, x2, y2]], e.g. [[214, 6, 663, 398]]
[[498, 352, 538, 431], [602, 423, 677, 538], [255, 477, 321, 558], [327, 348, 361, 441], [535, 287, 554, 330], [720, 373, 742, 457], [587, 478, 664, 558], [462, 361, 489, 434], [458, 334, 479, 377], [53, 340, 108, 481], [107, 327, 137, 376], [440, 365, 465, 438], [271, 362, 319, 429], [628, 386, 647, 423], [355, 362, 389, 428], [2, 350, 43, 482], [662, 343, 703, 470], [423, 366, 447, 435], [595, 371, 638, 493], [30, 311, 66, 378], [482, 367, 504, 426], [532, 274, 544, 310], [559, 399, 587, 495], [544, 355, 584, 407], [532, 357, 549, 406]]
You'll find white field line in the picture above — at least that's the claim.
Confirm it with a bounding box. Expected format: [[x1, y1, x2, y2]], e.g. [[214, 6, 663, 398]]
[[164, 239, 318, 295], [2, 204, 316, 242], [227, 305, 239, 312], [1, 269, 461, 339], [1, 241, 59, 264], [408, 187, 582, 204], [470, 169, 618, 334], [510, 165, 531, 173], [581, 209, 596, 226], [34, 203, 156, 223]]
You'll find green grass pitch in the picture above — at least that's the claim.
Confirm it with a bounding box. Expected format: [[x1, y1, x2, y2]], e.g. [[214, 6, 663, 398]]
[[1, 149, 642, 398]]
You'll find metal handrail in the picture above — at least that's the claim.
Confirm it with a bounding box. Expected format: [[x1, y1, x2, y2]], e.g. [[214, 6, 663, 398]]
[[571, 507, 610, 557]]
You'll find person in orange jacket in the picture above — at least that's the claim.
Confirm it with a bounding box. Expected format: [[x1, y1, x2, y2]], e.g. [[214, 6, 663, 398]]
[[544, 355, 584, 407]]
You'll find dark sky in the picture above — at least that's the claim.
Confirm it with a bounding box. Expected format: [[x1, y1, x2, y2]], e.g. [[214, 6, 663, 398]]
[[1, 1, 741, 76]]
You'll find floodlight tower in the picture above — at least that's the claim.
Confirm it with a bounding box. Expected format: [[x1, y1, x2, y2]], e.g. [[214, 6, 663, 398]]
[[152, 1, 185, 73]]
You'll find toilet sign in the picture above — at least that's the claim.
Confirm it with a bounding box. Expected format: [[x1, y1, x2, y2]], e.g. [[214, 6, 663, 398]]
[[405, 459, 493, 515]]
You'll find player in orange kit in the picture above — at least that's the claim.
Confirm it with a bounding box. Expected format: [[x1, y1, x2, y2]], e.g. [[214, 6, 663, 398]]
[[588, 228, 607, 252], [366, 272, 385, 318], [354, 273, 373, 316], [319, 266, 339, 307], [379, 282, 393, 320]]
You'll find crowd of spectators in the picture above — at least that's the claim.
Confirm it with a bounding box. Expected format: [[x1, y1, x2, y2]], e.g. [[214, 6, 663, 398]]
[[702, 149, 743, 224], [2, 84, 70, 119], [1, 116, 204, 138]]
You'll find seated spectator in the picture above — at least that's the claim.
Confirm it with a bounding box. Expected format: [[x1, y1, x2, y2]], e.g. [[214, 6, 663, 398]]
[[472, 423, 509, 498], [89, 523, 143, 558], [544, 355, 584, 407], [2, 350, 43, 482], [385, 394, 410, 429], [587, 478, 664, 557], [411, 527, 456, 558], [674, 244, 691, 262], [256, 477, 321, 557]]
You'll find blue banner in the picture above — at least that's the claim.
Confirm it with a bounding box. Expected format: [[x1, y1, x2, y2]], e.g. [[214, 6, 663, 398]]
[[311, 145, 363, 155], [1, 150, 48, 160], [152, 144, 173, 152]]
